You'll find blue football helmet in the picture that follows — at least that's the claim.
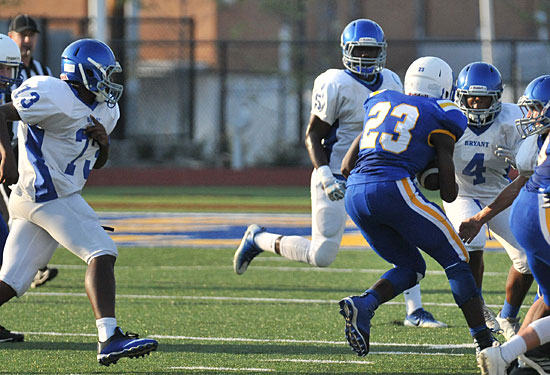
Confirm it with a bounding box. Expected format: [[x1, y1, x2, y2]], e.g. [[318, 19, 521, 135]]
[[516, 75, 550, 138], [340, 19, 386, 79], [455, 62, 503, 127], [60, 38, 123, 107], [0, 33, 22, 94]]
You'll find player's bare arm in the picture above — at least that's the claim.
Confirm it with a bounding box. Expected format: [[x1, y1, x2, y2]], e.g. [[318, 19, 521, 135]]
[[459, 175, 529, 243], [341, 133, 361, 178], [304, 114, 331, 168], [430, 132, 458, 203], [0, 103, 20, 184], [84, 115, 110, 169]]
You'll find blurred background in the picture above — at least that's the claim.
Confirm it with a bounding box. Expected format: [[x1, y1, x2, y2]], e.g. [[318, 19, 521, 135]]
[[1, 0, 550, 172]]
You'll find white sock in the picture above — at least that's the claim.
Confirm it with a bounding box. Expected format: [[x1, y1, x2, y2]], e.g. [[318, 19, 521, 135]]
[[403, 284, 422, 315], [500, 335, 527, 364], [279, 235, 311, 264], [254, 232, 281, 253], [96, 317, 117, 342]]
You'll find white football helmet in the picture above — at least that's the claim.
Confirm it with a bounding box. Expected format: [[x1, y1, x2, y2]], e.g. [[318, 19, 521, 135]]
[[404, 56, 454, 99], [0, 33, 22, 93]]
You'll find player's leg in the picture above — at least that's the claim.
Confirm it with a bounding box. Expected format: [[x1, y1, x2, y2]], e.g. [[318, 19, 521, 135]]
[[444, 196, 500, 331], [234, 169, 346, 273], [0, 216, 58, 342], [392, 179, 497, 351], [489, 207, 535, 341], [339, 181, 428, 355], [29, 193, 158, 365]]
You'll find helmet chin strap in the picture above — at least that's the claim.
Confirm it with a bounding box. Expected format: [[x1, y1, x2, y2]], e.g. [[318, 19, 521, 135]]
[[78, 62, 106, 103]]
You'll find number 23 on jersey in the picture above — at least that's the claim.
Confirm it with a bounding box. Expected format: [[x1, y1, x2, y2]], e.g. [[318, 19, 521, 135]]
[[360, 101, 419, 154]]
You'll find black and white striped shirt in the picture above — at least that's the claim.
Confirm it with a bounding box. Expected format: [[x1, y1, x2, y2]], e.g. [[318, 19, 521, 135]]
[[19, 57, 52, 81]]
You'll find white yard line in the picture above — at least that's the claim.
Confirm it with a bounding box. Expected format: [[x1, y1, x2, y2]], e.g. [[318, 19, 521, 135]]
[[48, 263, 508, 277], [22, 330, 473, 350], [266, 359, 374, 364], [23, 291, 520, 310], [169, 366, 274, 372]]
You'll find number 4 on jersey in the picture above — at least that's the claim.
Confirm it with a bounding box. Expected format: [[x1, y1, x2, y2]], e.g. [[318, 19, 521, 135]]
[[462, 153, 486, 185]]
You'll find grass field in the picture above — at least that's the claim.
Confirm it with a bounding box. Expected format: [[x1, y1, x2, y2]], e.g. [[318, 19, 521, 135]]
[[0, 186, 535, 374]]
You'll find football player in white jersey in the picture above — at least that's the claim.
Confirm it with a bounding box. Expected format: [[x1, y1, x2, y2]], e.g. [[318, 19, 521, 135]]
[[0, 39, 158, 365], [0, 32, 23, 343], [444, 62, 533, 338], [233, 19, 446, 328]]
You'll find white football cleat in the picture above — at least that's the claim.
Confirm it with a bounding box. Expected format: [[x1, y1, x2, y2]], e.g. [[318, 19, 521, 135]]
[[478, 346, 509, 375]]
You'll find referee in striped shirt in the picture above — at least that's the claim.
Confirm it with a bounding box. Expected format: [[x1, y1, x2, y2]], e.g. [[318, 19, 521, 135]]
[[6, 14, 58, 288]]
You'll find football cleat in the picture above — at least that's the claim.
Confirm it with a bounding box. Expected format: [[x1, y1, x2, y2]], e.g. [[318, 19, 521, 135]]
[[483, 304, 502, 333], [31, 266, 58, 288], [97, 327, 158, 366], [233, 224, 265, 275], [404, 308, 448, 328], [0, 325, 23, 342], [339, 294, 375, 356], [478, 346, 509, 375], [474, 327, 500, 356], [496, 312, 521, 341]]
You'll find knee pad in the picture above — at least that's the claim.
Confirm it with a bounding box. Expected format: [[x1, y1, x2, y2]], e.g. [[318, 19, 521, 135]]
[[315, 207, 345, 238], [511, 257, 531, 275], [310, 240, 339, 267], [381, 267, 424, 297], [445, 261, 479, 307]]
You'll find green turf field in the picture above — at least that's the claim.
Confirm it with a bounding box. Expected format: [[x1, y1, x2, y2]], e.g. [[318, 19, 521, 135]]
[[0, 186, 533, 374]]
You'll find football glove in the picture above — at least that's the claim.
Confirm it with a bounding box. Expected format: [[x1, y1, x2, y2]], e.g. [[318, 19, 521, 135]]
[[494, 145, 517, 170], [317, 165, 346, 201]]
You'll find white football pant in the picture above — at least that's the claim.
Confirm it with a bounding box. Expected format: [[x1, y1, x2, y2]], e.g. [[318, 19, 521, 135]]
[[0, 192, 118, 296]]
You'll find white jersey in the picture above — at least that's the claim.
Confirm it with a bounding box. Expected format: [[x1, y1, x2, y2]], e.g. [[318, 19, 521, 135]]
[[453, 102, 523, 198], [10, 76, 119, 202], [310, 68, 403, 175]]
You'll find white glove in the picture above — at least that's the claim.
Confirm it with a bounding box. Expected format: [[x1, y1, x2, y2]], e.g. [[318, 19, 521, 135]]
[[317, 165, 346, 201], [494, 145, 517, 170]]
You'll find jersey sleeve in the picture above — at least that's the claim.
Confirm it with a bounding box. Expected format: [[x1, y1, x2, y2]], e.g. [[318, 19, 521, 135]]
[[516, 134, 539, 177], [434, 99, 467, 141], [310, 72, 339, 125], [11, 76, 66, 126]]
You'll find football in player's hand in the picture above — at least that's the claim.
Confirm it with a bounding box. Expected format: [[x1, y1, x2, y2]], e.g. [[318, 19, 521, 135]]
[[417, 159, 439, 190]]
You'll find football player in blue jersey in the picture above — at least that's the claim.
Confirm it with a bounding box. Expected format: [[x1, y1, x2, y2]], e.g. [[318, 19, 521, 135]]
[[0, 38, 158, 364], [0, 32, 22, 343], [445, 62, 534, 339], [479, 75, 550, 375], [233, 18, 446, 328], [338, 56, 497, 358]]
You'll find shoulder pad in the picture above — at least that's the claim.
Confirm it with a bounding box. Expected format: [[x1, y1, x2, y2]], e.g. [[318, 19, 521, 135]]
[[436, 99, 461, 112]]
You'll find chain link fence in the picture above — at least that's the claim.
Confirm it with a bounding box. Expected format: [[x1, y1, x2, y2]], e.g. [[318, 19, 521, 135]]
[[2, 17, 550, 169]]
